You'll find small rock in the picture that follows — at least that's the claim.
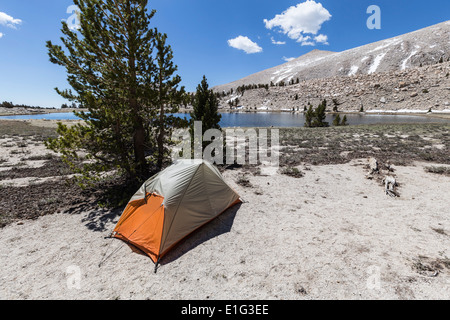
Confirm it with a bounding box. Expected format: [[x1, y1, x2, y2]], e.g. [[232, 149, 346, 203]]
[[368, 157, 378, 173], [410, 92, 418, 97], [295, 283, 308, 295]]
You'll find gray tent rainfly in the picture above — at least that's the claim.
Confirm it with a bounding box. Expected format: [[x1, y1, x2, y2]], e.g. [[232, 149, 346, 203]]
[[112, 159, 242, 270]]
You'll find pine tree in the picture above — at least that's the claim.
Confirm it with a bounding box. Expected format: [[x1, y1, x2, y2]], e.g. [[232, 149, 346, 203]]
[[154, 31, 187, 169], [304, 105, 314, 127], [312, 99, 329, 127], [45, 0, 184, 184], [332, 114, 341, 126], [305, 100, 329, 128], [332, 114, 349, 126], [190, 76, 222, 151]]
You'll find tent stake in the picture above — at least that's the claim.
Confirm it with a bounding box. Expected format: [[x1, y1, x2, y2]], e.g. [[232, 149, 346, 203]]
[[154, 257, 160, 274]]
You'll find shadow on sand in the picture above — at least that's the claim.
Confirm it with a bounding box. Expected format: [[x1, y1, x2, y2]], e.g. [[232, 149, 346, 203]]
[[160, 203, 242, 266], [62, 197, 124, 233]]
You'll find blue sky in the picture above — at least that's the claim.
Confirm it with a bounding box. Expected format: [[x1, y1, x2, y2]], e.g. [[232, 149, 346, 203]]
[[0, 0, 449, 108]]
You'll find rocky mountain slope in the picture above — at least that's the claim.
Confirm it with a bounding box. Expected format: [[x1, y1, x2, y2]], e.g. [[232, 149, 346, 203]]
[[219, 61, 450, 112], [213, 20, 450, 112], [215, 21, 449, 92]]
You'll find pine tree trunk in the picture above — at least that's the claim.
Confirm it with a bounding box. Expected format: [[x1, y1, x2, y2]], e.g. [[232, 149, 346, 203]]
[[157, 103, 164, 169], [133, 125, 146, 172], [127, 4, 147, 178], [157, 71, 164, 169], [131, 95, 147, 177]]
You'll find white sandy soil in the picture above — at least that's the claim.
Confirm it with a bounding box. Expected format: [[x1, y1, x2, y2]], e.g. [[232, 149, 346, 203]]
[[0, 159, 449, 300]]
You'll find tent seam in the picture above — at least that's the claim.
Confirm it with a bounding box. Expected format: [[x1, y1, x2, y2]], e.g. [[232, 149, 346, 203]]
[[157, 163, 203, 257], [203, 165, 218, 215]]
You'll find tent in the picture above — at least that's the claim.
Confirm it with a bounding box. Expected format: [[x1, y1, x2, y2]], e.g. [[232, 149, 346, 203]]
[[112, 159, 242, 268]]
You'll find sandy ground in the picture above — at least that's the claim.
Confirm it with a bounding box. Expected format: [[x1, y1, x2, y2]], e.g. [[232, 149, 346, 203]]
[[1, 158, 449, 300]]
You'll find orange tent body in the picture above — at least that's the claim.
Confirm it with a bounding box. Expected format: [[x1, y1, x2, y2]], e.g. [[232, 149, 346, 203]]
[[112, 160, 241, 265], [113, 193, 165, 262]]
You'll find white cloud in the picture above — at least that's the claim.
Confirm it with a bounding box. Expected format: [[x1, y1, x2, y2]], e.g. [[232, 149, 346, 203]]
[[228, 36, 263, 54], [282, 56, 296, 62], [300, 40, 315, 46], [264, 1, 331, 46], [0, 32, 3, 39], [296, 35, 314, 46], [314, 34, 329, 45], [293, 35, 316, 46], [271, 37, 286, 45], [0, 12, 22, 29]]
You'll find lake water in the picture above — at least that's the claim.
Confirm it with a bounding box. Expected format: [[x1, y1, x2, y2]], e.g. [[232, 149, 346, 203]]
[[1, 112, 448, 127]]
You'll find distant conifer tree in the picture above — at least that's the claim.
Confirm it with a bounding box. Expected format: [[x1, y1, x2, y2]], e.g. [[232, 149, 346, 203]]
[[312, 99, 329, 127], [332, 114, 341, 126], [304, 105, 314, 127], [190, 76, 222, 151]]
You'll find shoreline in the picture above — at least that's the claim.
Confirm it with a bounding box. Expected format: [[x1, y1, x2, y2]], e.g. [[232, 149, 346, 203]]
[[0, 114, 448, 131], [218, 110, 450, 120], [0, 108, 84, 117], [1, 107, 450, 120]]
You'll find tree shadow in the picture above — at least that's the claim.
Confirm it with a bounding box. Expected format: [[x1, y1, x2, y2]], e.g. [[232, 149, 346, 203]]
[[81, 206, 124, 232], [60, 193, 124, 233], [61, 176, 141, 233], [160, 202, 242, 266]]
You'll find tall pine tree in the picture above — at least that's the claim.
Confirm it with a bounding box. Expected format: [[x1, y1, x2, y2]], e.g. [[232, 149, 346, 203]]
[[45, 0, 185, 184], [189, 76, 222, 156], [190, 76, 221, 132], [153, 30, 187, 169]]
